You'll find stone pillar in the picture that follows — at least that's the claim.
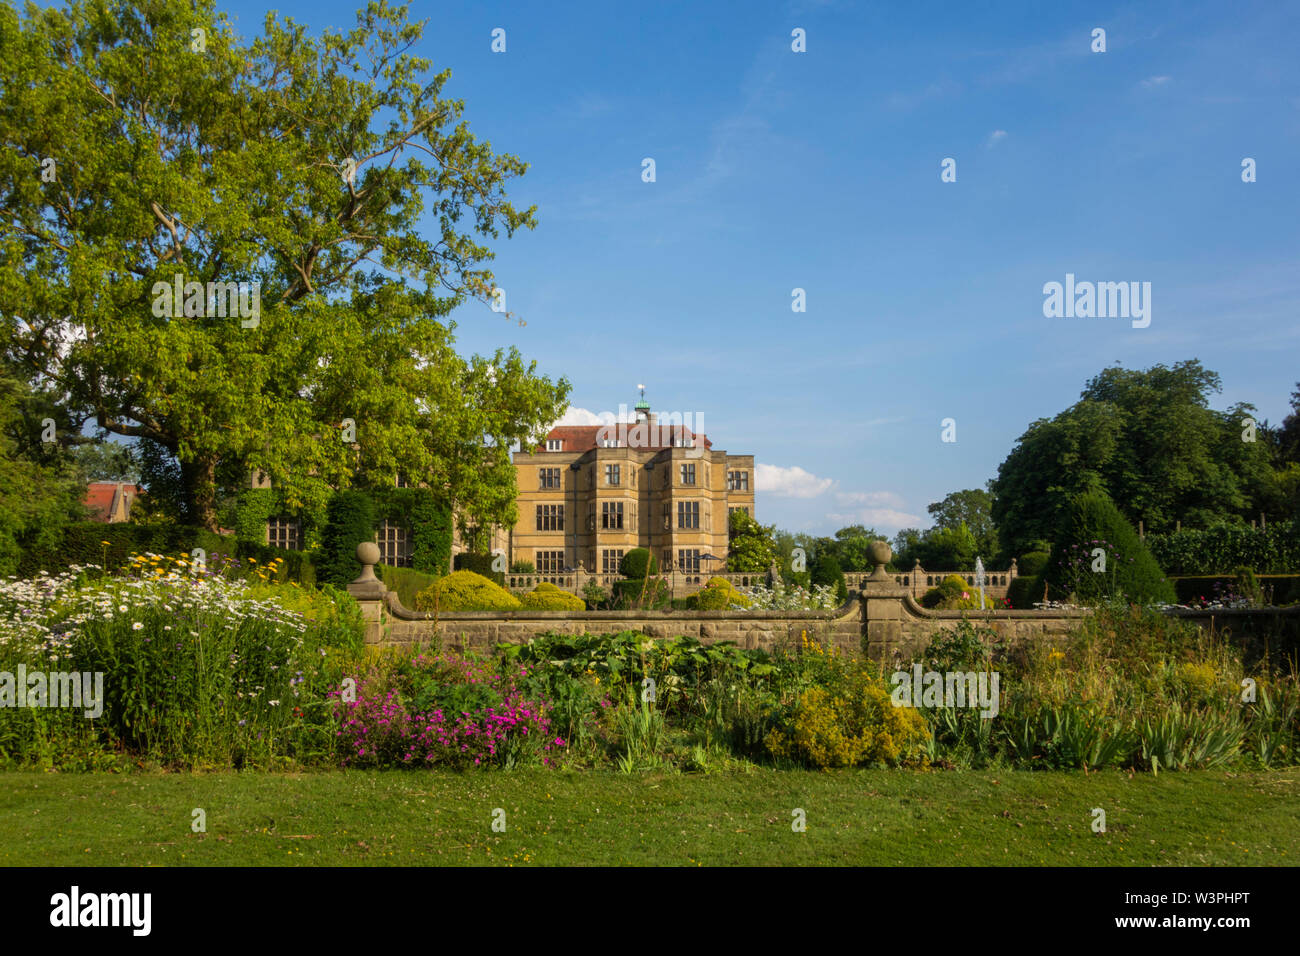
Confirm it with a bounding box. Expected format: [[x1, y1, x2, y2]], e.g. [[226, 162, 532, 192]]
[[346, 541, 388, 645], [574, 560, 589, 598], [859, 542, 910, 661]]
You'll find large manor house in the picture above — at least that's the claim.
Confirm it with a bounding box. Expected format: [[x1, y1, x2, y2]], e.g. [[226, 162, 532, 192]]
[[235, 394, 756, 574], [512, 397, 755, 576]]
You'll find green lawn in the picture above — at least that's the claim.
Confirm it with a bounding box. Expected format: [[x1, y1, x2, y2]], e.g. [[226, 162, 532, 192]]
[[1, 768, 1295, 866]]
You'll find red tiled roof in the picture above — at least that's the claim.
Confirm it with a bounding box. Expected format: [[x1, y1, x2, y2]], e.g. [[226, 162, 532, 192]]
[[83, 482, 141, 522], [533, 423, 712, 454]]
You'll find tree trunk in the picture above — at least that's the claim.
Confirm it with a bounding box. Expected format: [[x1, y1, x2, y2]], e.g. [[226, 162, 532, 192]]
[[181, 455, 220, 531]]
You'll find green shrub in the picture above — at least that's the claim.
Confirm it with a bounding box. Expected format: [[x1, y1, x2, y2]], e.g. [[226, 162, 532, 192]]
[[454, 551, 505, 586], [317, 491, 376, 587], [581, 580, 609, 609], [510, 560, 536, 574], [765, 662, 931, 768], [1017, 550, 1050, 578], [413, 570, 521, 612], [919, 573, 995, 610], [686, 578, 749, 610], [1042, 491, 1175, 605], [619, 548, 658, 579], [520, 582, 585, 611], [1006, 575, 1042, 609], [810, 552, 847, 603]]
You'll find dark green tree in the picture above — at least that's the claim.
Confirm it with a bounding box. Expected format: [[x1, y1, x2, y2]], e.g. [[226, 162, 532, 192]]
[[992, 361, 1276, 554]]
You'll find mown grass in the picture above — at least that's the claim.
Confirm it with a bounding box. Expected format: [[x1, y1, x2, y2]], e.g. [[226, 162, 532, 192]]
[[1, 767, 1295, 866]]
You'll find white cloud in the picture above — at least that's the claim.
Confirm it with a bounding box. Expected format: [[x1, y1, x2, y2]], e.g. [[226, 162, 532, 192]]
[[755, 463, 833, 499], [834, 490, 906, 508], [551, 406, 622, 427], [1140, 75, 1171, 88], [985, 129, 1007, 148]]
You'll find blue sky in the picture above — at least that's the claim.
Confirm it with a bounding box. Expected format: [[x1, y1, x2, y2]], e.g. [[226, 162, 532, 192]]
[[218, 0, 1299, 535]]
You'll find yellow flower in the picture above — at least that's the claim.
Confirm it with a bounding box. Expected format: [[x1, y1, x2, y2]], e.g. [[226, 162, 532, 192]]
[[100, 540, 111, 547]]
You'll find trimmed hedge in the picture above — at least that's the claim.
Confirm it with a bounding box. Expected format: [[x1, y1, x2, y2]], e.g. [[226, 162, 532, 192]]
[[16, 522, 229, 576], [378, 564, 440, 609], [519, 582, 585, 611], [454, 552, 505, 586], [1170, 575, 1300, 607], [1042, 491, 1175, 605], [413, 570, 521, 612], [1146, 520, 1300, 575], [317, 491, 377, 587], [686, 577, 749, 610]]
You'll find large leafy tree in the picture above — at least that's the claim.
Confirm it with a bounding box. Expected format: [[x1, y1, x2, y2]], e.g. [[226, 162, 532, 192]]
[[926, 486, 998, 557], [1, 0, 567, 531], [991, 361, 1275, 554]]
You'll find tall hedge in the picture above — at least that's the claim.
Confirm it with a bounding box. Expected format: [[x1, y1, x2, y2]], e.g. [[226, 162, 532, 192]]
[[1042, 491, 1175, 605], [317, 490, 377, 587], [16, 522, 228, 576], [1146, 520, 1300, 575]]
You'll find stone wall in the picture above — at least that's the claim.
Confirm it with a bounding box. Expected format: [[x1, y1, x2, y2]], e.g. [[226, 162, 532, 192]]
[[348, 549, 1296, 664], [350, 562, 1072, 662]]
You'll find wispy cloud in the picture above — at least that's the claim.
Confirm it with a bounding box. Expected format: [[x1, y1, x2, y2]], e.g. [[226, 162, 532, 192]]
[[985, 129, 1008, 148], [835, 490, 906, 508], [825, 508, 921, 532], [1140, 75, 1172, 88]]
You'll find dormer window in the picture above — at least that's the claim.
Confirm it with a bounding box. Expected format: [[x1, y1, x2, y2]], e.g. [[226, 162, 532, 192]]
[[546, 439, 563, 452]]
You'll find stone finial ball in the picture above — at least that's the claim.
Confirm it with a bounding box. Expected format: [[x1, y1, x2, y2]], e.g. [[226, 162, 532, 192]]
[[356, 541, 381, 566], [868, 539, 892, 566]]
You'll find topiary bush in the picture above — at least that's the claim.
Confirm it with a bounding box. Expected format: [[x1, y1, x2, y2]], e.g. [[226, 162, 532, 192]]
[[1042, 491, 1176, 605], [1006, 575, 1043, 609], [619, 548, 659, 579], [414, 570, 521, 612], [686, 577, 749, 610], [317, 490, 377, 587], [519, 581, 585, 611], [920, 573, 996, 610]]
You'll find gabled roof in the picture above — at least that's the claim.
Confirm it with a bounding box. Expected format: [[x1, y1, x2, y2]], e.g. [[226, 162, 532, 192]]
[[83, 482, 141, 522]]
